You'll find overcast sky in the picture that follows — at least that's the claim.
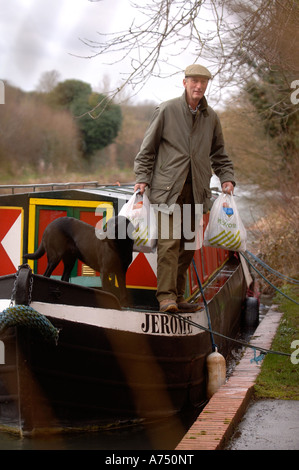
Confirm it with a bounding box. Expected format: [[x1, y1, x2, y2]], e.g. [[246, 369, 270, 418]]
[[1, 0, 220, 105]]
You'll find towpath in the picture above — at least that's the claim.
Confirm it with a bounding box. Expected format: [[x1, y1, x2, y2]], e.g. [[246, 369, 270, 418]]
[[176, 306, 299, 450]]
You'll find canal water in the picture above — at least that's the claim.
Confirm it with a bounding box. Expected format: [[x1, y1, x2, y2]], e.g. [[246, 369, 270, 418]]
[[0, 410, 201, 450], [0, 182, 272, 450]]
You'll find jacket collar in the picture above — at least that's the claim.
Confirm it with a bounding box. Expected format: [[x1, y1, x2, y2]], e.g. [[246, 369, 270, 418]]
[[181, 92, 209, 116]]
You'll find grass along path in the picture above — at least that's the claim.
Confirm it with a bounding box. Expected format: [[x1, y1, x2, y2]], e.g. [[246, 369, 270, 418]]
[[254, 285, 299, 400]]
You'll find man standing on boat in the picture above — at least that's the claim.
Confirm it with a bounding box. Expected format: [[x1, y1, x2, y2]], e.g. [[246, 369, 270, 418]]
[[134, 64, 235, 313]]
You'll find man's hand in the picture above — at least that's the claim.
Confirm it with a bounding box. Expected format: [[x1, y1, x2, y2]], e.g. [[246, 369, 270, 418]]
[[134, 183, 148, 195], [222, 181, 234, 195]]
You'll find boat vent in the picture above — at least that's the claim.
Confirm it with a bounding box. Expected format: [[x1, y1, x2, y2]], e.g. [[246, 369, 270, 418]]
[[81, 265, 97, 277]]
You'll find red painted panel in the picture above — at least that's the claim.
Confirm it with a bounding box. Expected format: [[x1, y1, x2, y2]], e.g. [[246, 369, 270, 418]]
[[0, 208, 23, 275], [0, 243, 15, 275], [189, 248, 204, 295], [36, 210, 67, 275], [126, 253, 157, 288]]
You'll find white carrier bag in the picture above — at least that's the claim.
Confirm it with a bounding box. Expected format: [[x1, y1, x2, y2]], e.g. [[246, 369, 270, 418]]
[[203, 192, 246, 252], [119, 191, 157, 253]]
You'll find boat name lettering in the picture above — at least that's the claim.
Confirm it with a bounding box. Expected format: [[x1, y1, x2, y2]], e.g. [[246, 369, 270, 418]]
[[141, 313, 192, 335], [217, 217, 236, 229]]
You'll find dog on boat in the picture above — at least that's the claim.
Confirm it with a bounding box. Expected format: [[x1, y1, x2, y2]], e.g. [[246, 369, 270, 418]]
[[24, 216, 134, 306]]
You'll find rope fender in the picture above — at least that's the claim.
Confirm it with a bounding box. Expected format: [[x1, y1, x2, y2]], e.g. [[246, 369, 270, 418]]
[[0, 305, 60, 345]]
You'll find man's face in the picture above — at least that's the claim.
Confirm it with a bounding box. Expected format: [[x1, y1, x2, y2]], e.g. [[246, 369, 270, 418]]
[[183, 76, 209, 106]]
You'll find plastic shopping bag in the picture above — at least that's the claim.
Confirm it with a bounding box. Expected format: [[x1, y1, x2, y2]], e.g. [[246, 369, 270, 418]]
[[203, 193, 246, 252], [119, 191, 157, 253]]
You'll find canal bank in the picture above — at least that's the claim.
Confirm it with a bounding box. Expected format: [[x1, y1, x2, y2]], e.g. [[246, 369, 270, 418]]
[[176, 305, 297, 450]]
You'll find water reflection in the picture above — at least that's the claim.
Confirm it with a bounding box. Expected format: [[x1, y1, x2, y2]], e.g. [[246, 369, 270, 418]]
[[0, 406, 202, 450]]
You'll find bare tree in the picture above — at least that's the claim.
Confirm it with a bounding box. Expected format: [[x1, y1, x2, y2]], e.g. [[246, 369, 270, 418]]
[[75, 0, 299, 118], [80, 0, 230, 101], [36, 70, 61, 93], [79, 0, 299, 279]]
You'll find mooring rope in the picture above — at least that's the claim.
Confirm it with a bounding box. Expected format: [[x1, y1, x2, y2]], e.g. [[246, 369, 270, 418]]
[[0, 305, 60, 345], [169, 311, 291, 359], [190, 256, 291, 360], [192, 258, 217, 352], [246, 250, 299, 285], [240, 251, 299, 306], [128, 305, 291, 360]]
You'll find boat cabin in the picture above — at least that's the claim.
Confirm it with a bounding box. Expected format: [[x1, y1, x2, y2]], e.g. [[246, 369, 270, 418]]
[[0, 183, 229, 309]]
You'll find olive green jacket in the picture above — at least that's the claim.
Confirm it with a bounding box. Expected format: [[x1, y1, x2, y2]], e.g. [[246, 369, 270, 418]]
[[134, 92, 235, 212]]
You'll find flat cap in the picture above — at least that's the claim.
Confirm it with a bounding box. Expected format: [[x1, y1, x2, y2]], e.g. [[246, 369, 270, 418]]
[[185, 64, 212, 79]]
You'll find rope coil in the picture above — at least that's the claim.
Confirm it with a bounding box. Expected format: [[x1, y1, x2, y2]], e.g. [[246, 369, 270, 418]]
[[0, 305, 60, 345]]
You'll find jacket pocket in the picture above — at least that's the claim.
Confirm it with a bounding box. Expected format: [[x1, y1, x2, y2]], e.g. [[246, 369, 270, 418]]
[[150, 171, 176, 191], [149, 173, 175, 205]]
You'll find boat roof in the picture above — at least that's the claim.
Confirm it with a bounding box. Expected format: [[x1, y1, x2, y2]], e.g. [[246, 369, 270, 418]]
[[79, 184, 135, 200], [0, 175, 222, 199], [0, 182, 136, 204]]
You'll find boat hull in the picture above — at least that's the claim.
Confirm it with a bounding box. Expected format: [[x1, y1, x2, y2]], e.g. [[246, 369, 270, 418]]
[[0, 257, 246, 436]]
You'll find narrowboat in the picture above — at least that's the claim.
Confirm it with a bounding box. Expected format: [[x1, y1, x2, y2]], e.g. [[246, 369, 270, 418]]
[[0, 182, 251, 436]]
